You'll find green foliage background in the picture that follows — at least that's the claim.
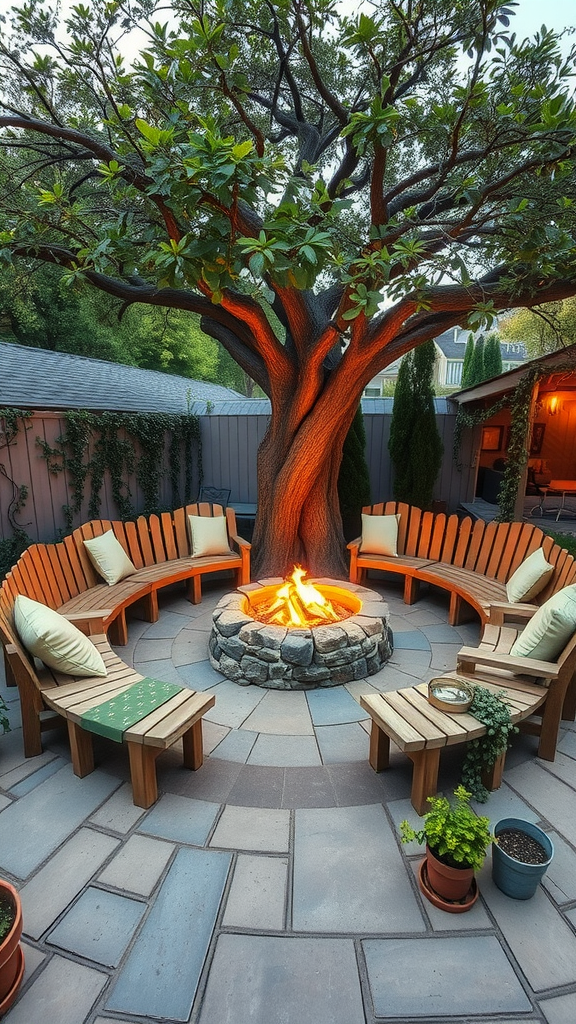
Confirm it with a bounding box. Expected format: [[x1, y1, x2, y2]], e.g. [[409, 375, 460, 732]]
[[388, 341, 444, 509]]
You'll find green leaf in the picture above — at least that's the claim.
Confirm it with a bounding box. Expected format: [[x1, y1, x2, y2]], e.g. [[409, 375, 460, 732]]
[[232, 140, 253, 161], [135, 119, 162, 146]]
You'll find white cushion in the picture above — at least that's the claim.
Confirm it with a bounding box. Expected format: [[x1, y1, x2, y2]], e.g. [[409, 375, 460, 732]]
[[14, 595, 107, 678], [510, 584, 576, 661], [83, 531, 137, 586], [359, 514, 400, 557], [506, 548, 554, 603], [188, 514, 231, 557]]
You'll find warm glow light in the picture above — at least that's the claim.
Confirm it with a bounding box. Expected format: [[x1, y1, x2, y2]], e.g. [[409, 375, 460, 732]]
[[548, 395, 561, 416], [251, 566, 348, 627]]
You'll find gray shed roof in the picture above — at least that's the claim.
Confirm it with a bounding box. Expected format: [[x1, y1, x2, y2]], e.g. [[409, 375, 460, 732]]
[[0, 342, 244, 414]]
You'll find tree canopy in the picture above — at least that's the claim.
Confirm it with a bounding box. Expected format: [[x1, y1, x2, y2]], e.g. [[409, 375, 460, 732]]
[[1, 0, 576, 575], [500, 296, 576, 356]]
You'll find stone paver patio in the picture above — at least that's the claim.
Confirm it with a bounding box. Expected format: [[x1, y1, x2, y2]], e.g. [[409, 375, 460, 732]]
[[1, 575, 576, 1024]]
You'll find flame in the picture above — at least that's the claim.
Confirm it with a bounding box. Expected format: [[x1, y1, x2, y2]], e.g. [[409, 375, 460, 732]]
[[254, 566, 344, 627]]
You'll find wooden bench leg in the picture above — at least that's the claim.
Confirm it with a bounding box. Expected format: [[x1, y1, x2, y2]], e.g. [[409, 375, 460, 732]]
[[535, 688, 565, 761], [449, 593, 476, 627], [141, 591, 159, 624], [482, 751, 505, 792], [67, 721, 95, 777], [409, 748, 441, 815], [368, 721, 390, 771], [3, 650, 17, 687], [127, 742, 161, 808], [13, 668, 44, 757], [108, 610, 128, 646], [404, 576, 420, 605], [182, 719, 204, 771], [188, 575, 202, 605], [562, 673, 576, 722]]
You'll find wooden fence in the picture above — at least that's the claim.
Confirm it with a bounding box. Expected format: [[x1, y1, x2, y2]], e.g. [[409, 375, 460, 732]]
[[0, 401, 473, 543]]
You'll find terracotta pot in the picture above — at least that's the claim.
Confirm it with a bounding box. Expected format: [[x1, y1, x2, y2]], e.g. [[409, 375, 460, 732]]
[[0, 880, 25, 1017], [425, 845, 475, 902]]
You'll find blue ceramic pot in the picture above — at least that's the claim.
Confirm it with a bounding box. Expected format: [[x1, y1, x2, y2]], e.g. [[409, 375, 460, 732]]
[[492, 818, 554, 900]]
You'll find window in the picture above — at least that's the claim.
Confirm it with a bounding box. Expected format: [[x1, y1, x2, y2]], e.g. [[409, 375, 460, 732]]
[[445, 360, 463, 386], [363, 386, 381, 397]]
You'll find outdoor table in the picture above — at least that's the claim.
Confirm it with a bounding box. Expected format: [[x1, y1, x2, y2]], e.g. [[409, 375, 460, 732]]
[[548, 480, 576, 521]]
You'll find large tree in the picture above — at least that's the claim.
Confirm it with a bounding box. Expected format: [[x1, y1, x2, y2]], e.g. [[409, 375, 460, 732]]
[[1, 0, 576, 577]]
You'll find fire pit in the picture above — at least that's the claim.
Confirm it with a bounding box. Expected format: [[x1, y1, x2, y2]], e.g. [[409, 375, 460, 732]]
[[209, 568, 392, 689]]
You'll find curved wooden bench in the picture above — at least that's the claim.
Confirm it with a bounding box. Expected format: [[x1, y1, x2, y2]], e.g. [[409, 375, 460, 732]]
[[349, 502, 576, 626], [0, 605, 215, 808], [361, 601, 576, 813], [3, 503, 250, 647]]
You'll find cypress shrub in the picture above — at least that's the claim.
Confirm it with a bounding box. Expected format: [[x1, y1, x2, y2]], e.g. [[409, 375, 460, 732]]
[[468, 335, 485, 385], [483, 334, 503, 379], [461, 333, 475, 387], [389, 342, 444, 509]]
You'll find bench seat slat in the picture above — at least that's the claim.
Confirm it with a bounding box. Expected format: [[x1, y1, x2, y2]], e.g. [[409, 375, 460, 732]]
[[360, 694, 428, 751], [384, 690, 454, 746], [401, 686, 482, 742], [126, 691, 216, 746]]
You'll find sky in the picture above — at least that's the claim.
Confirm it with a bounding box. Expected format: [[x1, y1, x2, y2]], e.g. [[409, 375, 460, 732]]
[[53, 0, 575, 47]]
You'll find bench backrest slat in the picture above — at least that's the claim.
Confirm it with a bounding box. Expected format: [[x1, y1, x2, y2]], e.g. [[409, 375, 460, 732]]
[[415, 509, 432, 556], [148, 514, 168, 563], [404, 505, 422, 556], [45, 544, 73, 605], [160, 512, 178, 562], [63, 534, 93, 592], [24, 545, 58, 607], [427, 513, 447, 560], [173, 507, 191, 557], [34, 545, 65, 607], [135, 516, 155, 566], [485, 522, 514, 580], [72, 526, 101, 587], [438, 513, 460, 563], [12, 554, 44, 604], [119, 520, 145, 569]]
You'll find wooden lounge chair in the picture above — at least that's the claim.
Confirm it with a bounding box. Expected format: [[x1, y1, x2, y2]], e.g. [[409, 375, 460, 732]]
[[361, 602, 576, 813]]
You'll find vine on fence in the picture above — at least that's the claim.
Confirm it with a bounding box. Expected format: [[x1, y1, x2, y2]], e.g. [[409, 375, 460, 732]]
[[38, 410, 202, 529], [0, 408, 33, 578]]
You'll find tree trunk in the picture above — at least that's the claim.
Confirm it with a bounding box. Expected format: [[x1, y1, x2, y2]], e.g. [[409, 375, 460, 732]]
[[251, 390, 355, 579]]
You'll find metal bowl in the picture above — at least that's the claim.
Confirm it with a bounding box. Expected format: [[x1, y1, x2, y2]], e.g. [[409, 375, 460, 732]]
[[428, 676, 474, 713]]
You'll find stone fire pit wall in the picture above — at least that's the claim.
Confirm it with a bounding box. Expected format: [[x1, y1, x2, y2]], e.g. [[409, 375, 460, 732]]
[[209, 580, 393, 690]]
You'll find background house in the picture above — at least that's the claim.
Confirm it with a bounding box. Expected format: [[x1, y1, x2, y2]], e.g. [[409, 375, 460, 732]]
[[362, 327, 528, 395]]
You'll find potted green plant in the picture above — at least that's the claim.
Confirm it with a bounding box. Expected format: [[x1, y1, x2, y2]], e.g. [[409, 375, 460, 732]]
[[0, 879, 24, 1015], [400, 786, 494, 913]]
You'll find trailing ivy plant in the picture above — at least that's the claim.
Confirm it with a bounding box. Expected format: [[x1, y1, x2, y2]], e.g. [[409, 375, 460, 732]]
[[38, 409, 201, 528], [461, 686, 518, 803], [0, 408, 33, 579]]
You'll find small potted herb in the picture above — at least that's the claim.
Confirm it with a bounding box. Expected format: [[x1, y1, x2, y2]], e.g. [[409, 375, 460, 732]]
[[400, 786, 494, 912]]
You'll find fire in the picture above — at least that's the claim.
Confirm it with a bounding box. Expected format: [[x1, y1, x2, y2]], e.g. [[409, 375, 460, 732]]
[[252, 566, 346, 628]]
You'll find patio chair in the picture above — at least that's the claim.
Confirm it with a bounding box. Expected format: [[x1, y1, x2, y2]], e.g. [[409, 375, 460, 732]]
[[198, 486, 231, 507]]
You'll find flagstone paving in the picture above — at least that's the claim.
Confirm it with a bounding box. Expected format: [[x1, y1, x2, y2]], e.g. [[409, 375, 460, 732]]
[[1, 575, 576, 1023]]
